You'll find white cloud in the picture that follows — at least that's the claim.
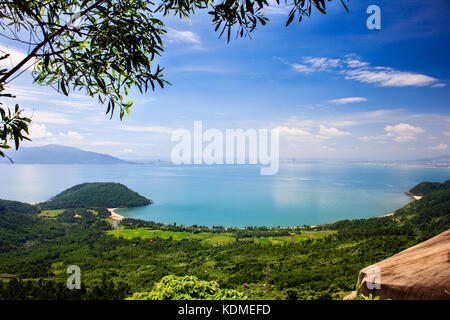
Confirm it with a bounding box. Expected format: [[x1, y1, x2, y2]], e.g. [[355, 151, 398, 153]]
[[328, 120, 359, 127], [428, 143, 448, 151], [329, 97, 368, 104], [291, 57, 341, 73], [0, 45, 38, 71], [48, 98, 95, 109], [302, 57, 341, 71], [166, 28, 201, 46], [359, 135, 387, 143], [359, 123, 426, 143], [291, 64, 315, 73], [385, 123, 425, 134], [443, 131, 450, 137], [120, 125, 173, 134], [29, 111, 74, 124], [318, 125, 351, 138], [344, 56, 369, 68], [5, 85, 48, 102], [28, 123, 53, 139], [59, 131, 83, 140], [288, 54, 440, 87], [344, 68, 438, 87], [385, 123, 425, 142], [432, 83, 447, 88], [6, 85, 97, 110], [275, 126, 312, 137]]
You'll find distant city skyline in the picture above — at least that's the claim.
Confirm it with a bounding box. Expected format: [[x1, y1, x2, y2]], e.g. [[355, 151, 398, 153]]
[[1, 0, 449, 161]]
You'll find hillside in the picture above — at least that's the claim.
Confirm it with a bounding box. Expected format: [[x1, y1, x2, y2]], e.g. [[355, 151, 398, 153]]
[[39, 182, 152, 209], [328, 185, 450, 241], [0, 180, 448, 300], [2, 144, 128, 164], [408, 180, 450, 196], [358, 229, 450, 300]]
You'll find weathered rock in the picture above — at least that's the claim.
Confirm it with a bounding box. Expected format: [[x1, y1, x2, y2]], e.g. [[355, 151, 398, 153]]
[[358, 229, 450, 300]]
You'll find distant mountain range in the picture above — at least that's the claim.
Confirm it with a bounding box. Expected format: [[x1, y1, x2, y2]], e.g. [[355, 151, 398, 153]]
[[2, 144, 128, 164], [3, 144, 450, 166], [344, 155, 450, 169]]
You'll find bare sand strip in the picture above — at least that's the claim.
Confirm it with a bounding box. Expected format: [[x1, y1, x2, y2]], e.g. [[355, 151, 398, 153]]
[[108, 208, 125, 221], [380, 211, 395, 218], [405, 191, 423, 201]]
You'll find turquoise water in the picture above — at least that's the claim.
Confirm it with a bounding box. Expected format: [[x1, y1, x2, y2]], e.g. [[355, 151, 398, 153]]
[[1, 163, 449, 227]]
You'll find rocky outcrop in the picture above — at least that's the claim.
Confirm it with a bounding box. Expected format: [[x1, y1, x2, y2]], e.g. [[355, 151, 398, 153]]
[[358, 229, 450, 300]]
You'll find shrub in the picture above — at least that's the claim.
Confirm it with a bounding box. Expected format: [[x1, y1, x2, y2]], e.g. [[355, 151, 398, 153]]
[[127, 275, 247, 300]]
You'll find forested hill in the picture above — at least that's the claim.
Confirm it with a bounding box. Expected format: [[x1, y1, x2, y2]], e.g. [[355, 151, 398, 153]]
[[40, 182, 152, 209], [328, 186, 450, 241], [409, 180, 450, 196]]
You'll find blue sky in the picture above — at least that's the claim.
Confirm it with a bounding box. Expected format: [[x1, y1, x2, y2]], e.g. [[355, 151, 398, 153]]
[[1, 0, 449, 161]]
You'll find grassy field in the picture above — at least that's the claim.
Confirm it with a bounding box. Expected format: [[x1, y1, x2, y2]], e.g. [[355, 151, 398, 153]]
[[37, 209, 65, 218], [107, 228, 334, 246], [250, 230, 336, 245], [106, 228, 234, 246]]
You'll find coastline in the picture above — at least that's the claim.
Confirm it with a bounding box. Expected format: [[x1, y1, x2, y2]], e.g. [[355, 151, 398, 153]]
[[404, 191, 423, 201], [380, 211, 396, 218], [108, 208, 125, 221], [379, 191, 424, 218]]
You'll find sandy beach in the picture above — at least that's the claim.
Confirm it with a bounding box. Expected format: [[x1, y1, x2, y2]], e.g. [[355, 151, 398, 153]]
[[380, 212, 395, 218], [404, 191, 423, 201], [108, 208, 125, 221]]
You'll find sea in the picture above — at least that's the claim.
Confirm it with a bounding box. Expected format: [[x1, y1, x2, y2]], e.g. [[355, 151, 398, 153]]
[[1, 163, 449, 228]]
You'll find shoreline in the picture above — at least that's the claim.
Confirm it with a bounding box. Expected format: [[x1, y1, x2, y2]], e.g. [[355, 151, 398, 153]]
[[380, 191, 423, 218], [380, 211, 395, 218], [108, 208, 125, 221], [404, 191, 423, 201]]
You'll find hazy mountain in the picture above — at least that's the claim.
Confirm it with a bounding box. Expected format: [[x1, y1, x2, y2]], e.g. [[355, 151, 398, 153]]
[[2, 144, 128, 164]]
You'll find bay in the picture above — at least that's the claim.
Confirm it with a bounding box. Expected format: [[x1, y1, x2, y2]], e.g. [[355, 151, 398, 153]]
[[1, 163, 449, 227]]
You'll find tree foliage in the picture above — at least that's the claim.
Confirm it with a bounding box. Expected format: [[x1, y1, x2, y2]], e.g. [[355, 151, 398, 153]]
[[128, 275, 247, 300], [0, 55, 31, 160], [409, 180, 450, 196], [39, 182, 152, 209]]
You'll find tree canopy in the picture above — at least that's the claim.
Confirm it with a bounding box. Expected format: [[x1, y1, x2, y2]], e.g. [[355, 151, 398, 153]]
[[39, 182, 152, 209], [0, 0, 350, 158], [409, 180, 450, 196]]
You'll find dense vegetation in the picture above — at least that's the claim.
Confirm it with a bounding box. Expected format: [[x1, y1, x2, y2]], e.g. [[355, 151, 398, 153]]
[[39, 182, 152, 209], [409, 179, 450, 196], [0, 181, 448, 300], [128, 275, 247, 300]]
